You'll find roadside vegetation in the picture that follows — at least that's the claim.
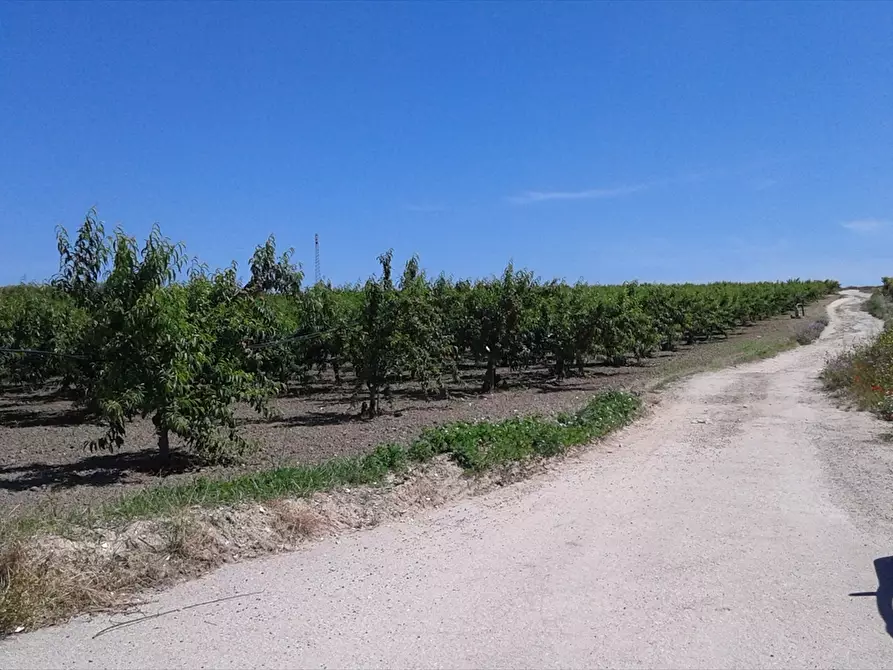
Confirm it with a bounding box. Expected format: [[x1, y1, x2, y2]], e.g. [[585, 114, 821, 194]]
[[863, 280, 893, 321], [0, 391, 640, 633], [822, 280, 893, 419]]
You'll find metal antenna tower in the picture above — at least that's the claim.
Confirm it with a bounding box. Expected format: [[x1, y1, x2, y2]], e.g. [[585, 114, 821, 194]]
[[314, 233, 321, 284]]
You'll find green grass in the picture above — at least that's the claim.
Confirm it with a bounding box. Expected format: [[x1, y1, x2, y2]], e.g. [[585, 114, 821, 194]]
[[647, 335, 800, 393], [106, 445, 409, 520], [406, 391, 640, 471], [61, 390, 641, 524], [0, 391, 641, 539], [727, 338, 798, 364]]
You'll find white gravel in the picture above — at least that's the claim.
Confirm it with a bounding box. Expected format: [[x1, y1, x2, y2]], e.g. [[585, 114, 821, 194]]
[[3, 290, 893, 669]]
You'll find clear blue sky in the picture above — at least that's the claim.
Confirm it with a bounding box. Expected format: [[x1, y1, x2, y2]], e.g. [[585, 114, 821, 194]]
[[2, 2, 892, 286]]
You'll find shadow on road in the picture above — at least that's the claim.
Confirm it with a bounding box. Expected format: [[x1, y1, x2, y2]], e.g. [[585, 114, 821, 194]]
[[850, 556, 893, 638]]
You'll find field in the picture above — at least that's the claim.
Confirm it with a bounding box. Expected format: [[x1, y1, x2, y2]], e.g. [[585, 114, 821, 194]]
[[0, 213, 840, 518], [0, 297, 833, 515]]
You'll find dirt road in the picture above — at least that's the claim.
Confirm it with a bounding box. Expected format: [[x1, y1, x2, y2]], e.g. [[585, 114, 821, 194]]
[[4, 291, 893, 669]]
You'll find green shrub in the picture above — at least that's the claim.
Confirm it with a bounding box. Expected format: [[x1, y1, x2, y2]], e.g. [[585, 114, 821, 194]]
[[864, 291, 893, 322], [822, 327, 893, 420]]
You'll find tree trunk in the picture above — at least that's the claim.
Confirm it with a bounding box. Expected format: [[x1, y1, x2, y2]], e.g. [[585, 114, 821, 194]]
[[554, 356, 566, 380], [482, 353, 499, 392], [367, 384, 380, 417], [157, 426, 170, 464], [152, 412, 171, 464]]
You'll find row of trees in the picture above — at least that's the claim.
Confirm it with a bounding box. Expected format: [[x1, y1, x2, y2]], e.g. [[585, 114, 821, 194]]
[[0, 212, 839, 462]]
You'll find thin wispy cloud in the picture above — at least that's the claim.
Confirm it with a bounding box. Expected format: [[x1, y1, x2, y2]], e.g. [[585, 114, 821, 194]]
[[508, 183, 647, 205], [403, 203, 447, 213], [841, 219, 889, 234], [507, 162, 758, 206], [752, 178, 778, 191]]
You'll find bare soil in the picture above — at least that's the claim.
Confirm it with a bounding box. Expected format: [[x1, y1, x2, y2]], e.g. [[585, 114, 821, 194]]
[[0, 297, 835, 514]]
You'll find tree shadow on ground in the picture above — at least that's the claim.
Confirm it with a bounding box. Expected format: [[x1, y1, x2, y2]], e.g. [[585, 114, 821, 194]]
[[242, 402, 456, 428], [534, 381, 607, 395], [0, 406, 92, 428], [0, 449, 201, 492], [0, 385, 81, 403], [850, 556, 893, 639], [241, 410, 367, 428]]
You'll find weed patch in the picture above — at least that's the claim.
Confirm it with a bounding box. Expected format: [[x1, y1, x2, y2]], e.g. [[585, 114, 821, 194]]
[[822, 327, 893, 420], [863, 291, 893, 322]]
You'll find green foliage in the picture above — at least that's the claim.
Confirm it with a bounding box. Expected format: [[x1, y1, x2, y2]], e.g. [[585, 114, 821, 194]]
[[0, 209, 840, 462], [107, 442, 409, 519], [0, 285, 87, 386], [52, 208, 108, 307], [462, 263, 537, 391], [347, 252, 448, 415], [13, 214, 281, 463], [90, 230, 279, 461], [246, 235, 303, 296], [407, 391, 641, 470]]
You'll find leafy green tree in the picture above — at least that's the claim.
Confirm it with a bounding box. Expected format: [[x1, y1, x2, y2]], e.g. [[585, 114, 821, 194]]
[[392, 255, 450, 395], [298, 284, 358, 385], [348, 252, 447, 416], [71, 224, 277, 463], [246, 235, 303, 296], [464, 264, 536, 391], [349, 251, 399, 416], [53, 208, 109, 307], [532, 282, 591, 379], [0, 285, 86, 387]]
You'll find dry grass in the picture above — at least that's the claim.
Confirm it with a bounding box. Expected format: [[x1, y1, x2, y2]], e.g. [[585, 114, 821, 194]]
[[0, 538, 120, 632], [822, 327, 893, 420], [267, 500, 326, 541], [164, 517, 223, 566], [1, 511, 267, 633]]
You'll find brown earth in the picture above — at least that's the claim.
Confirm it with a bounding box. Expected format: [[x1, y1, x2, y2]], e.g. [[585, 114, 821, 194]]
[[0, 297, 835, 515]]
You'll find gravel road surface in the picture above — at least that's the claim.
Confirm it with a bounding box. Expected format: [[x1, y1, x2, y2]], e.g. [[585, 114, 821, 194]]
[[3, 290, 892, 669]]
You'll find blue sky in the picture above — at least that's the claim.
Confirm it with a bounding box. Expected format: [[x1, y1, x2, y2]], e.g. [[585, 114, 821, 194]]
[[1, 2, 892, 286]]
